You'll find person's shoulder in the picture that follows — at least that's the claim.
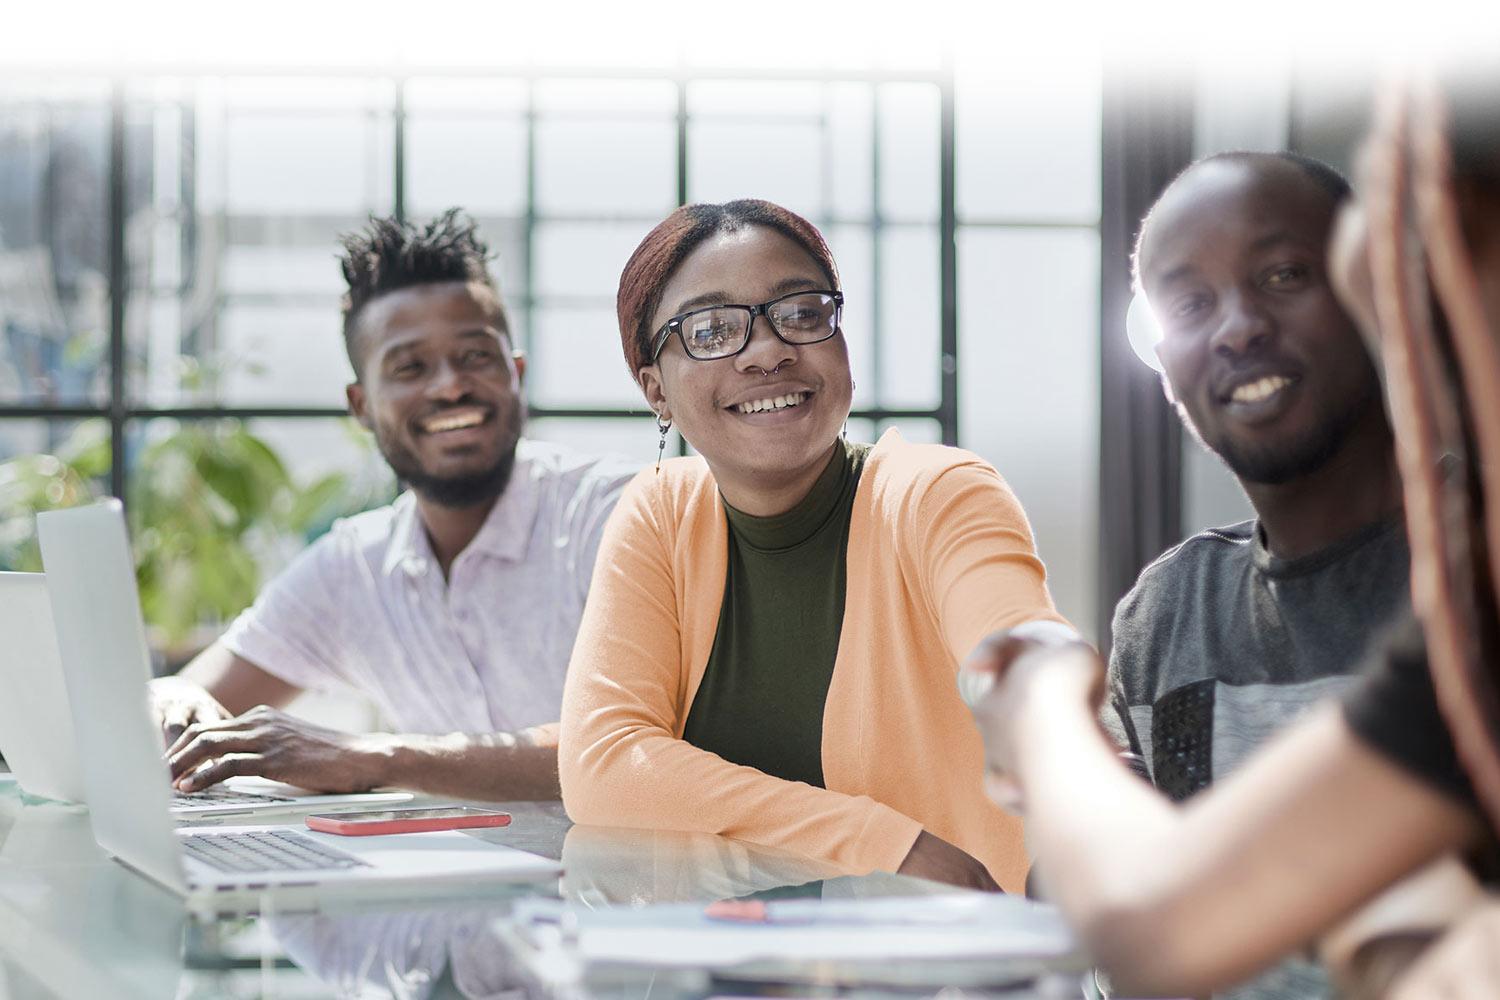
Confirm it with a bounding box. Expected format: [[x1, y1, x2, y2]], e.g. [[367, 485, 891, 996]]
[[862, 430, 1001, 499], [1113, 519, 1257, 628], [601, 453, 718, 529], [867, 430, 986, 475], [324, 496, 403, 542], [315, 494, 409, 562], [253, 494, 408, 594], [514, 438, 640, 493], [1139, 519, 1256, 582]]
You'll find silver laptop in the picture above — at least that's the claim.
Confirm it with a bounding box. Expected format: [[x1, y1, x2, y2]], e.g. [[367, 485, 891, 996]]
[[0, 572, 88, 804], [0, 564, 406, 822], [35, 500, 560, 905], [0, 572, 378, 816]]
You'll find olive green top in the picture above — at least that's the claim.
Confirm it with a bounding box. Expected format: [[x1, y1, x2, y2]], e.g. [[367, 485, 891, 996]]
[[682, 438, 871, 788]]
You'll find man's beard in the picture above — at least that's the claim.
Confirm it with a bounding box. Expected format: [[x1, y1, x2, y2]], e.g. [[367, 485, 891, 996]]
[[1186, 378, 1383, 486], [394, 448, 518, 507], [375, 401, 523, 509]]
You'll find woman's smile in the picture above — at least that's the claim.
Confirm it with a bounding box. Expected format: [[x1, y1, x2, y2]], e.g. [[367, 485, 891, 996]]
[[721, 380, 818, 423]]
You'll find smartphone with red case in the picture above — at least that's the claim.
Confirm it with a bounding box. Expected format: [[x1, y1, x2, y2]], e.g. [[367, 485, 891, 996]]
[[305, 806, 512, 836]]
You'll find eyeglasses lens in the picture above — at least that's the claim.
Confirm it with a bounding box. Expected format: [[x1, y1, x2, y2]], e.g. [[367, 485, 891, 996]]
[[769, 293, 839, 343], [683, 310, 749, 359], [678, 292, 840, 360]]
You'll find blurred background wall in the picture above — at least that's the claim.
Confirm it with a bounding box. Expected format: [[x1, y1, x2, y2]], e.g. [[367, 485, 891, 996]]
[[0, 5, 1486, 678], [0, 46, 1105, 662]]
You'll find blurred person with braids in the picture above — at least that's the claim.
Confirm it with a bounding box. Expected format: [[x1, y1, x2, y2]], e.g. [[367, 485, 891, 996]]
[[965, 76, 1500, 997], [151, 210, 635, 801], [558, 199, 1075, 892]]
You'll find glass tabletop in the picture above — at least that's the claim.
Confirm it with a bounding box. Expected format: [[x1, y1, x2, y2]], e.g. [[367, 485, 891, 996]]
[[0, 777, 1089, 999]]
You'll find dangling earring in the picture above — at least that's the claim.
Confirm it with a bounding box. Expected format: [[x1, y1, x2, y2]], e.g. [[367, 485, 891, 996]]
[[844, 379, 857, 439], [655, 415, 671, 474]]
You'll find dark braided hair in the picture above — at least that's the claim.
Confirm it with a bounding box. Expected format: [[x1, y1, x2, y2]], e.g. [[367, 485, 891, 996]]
[[1366, 76, 1500, 832], [337, 209, 508, 375]]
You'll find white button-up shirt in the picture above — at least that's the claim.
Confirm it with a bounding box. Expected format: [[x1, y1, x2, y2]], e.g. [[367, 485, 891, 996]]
[[220, 440, 638, 735]]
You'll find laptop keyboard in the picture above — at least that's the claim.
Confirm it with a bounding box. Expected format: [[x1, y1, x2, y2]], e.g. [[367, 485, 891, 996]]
[[181, 829, 370, 874], [171, 788, 294, 807]]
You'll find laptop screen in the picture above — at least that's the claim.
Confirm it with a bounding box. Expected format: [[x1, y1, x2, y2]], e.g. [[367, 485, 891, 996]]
[[37, 501, 188, 893]]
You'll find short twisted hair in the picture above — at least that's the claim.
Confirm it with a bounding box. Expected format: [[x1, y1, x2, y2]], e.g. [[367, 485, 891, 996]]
[[615, 200, 839, 386], [337, 209, 508, 374]]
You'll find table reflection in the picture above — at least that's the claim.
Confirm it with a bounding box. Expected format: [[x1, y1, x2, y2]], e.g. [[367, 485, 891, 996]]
[[267, 906, 521, 999], [0, 785, 1084, 998], [0, 790, 190, 998], [560, 823, 846, 906], [259, 825, 901, 998]]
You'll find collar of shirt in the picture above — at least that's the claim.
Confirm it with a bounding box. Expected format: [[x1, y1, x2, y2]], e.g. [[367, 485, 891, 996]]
[[380, 442, 544, 579]]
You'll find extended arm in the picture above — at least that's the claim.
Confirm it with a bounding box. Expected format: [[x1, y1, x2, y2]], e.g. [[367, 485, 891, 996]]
[[974, 646, 1483, 997]]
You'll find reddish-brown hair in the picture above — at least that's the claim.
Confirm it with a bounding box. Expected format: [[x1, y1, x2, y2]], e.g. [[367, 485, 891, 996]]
[[1366, 76, 1500, 832], [616, 199, 840, 384]]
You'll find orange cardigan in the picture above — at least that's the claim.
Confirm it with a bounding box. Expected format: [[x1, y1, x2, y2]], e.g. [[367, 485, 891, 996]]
[[558, 431, 1067, 891]]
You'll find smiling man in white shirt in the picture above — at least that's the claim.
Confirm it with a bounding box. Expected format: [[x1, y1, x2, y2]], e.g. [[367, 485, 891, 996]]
[[152, 210, 636, 801]]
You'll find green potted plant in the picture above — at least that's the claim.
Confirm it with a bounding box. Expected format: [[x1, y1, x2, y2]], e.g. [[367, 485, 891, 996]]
[[0, 418, 388, 666]]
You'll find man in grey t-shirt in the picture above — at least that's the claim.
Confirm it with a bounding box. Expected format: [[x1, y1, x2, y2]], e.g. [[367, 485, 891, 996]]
[[1107, 152, 1407, 999], [1109, 515, 1407, 799], [1109, 150, 1403, 796]]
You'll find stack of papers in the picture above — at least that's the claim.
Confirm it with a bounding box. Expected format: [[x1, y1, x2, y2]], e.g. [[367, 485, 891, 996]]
[[510, 893, 1077, 969]]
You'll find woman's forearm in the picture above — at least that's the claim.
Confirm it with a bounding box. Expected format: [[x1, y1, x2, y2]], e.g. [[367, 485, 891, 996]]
[[1010, 672, 1186, 960], [560, 716, 924, 875], [1009, 676, 1478, 996]]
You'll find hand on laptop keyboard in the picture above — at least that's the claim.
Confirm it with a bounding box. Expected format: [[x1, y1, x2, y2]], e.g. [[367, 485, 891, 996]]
[[167, 705, 388, 795], [151, 675, 234, 747]]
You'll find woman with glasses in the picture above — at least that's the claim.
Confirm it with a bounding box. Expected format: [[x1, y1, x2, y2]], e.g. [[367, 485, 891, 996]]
[[558, 199, 1075, 892]]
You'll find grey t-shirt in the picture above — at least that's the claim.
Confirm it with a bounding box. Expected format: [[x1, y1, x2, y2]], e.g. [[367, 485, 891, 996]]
[[1105, 515, 1410, 800], [1102, 516, 1409, 1000]]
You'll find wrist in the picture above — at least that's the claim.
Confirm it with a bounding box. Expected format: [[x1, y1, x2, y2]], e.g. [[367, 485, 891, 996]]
[[352, 733, 403, 788], [1017, 645, 1099, 704], [1008, 654, 1095, 755]]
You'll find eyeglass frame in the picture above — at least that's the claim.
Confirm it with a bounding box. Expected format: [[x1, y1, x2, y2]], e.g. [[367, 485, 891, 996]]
[[648, 289, 845, 363]]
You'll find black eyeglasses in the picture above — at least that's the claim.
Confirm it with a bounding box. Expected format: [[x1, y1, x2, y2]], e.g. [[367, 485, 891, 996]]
[[649, 289, 844, 362]]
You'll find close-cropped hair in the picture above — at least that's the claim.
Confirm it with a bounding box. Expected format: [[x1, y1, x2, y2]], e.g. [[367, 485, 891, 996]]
[[1130, 150, 1353, 293], [337, 209, 507, 374], [615, 199, 841, 381]]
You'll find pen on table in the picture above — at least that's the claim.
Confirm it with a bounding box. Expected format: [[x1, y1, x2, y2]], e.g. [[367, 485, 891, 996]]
[[704, 898, 976, 926]]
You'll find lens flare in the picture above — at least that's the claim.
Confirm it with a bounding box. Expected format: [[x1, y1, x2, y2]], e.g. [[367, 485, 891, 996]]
[[1126, 292, 1166, 372]]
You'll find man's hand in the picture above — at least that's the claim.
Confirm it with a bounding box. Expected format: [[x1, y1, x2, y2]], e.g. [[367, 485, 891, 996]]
[[964, 642, 1106, 811], [166, 705, 393, 794], [1389, 901, 1500, 1000], [896, 830, 1001, 891], [151, 675, 233, 747]]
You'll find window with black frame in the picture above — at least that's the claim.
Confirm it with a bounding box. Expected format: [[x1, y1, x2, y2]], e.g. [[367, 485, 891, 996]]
[[0, 69, 958, 652]]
